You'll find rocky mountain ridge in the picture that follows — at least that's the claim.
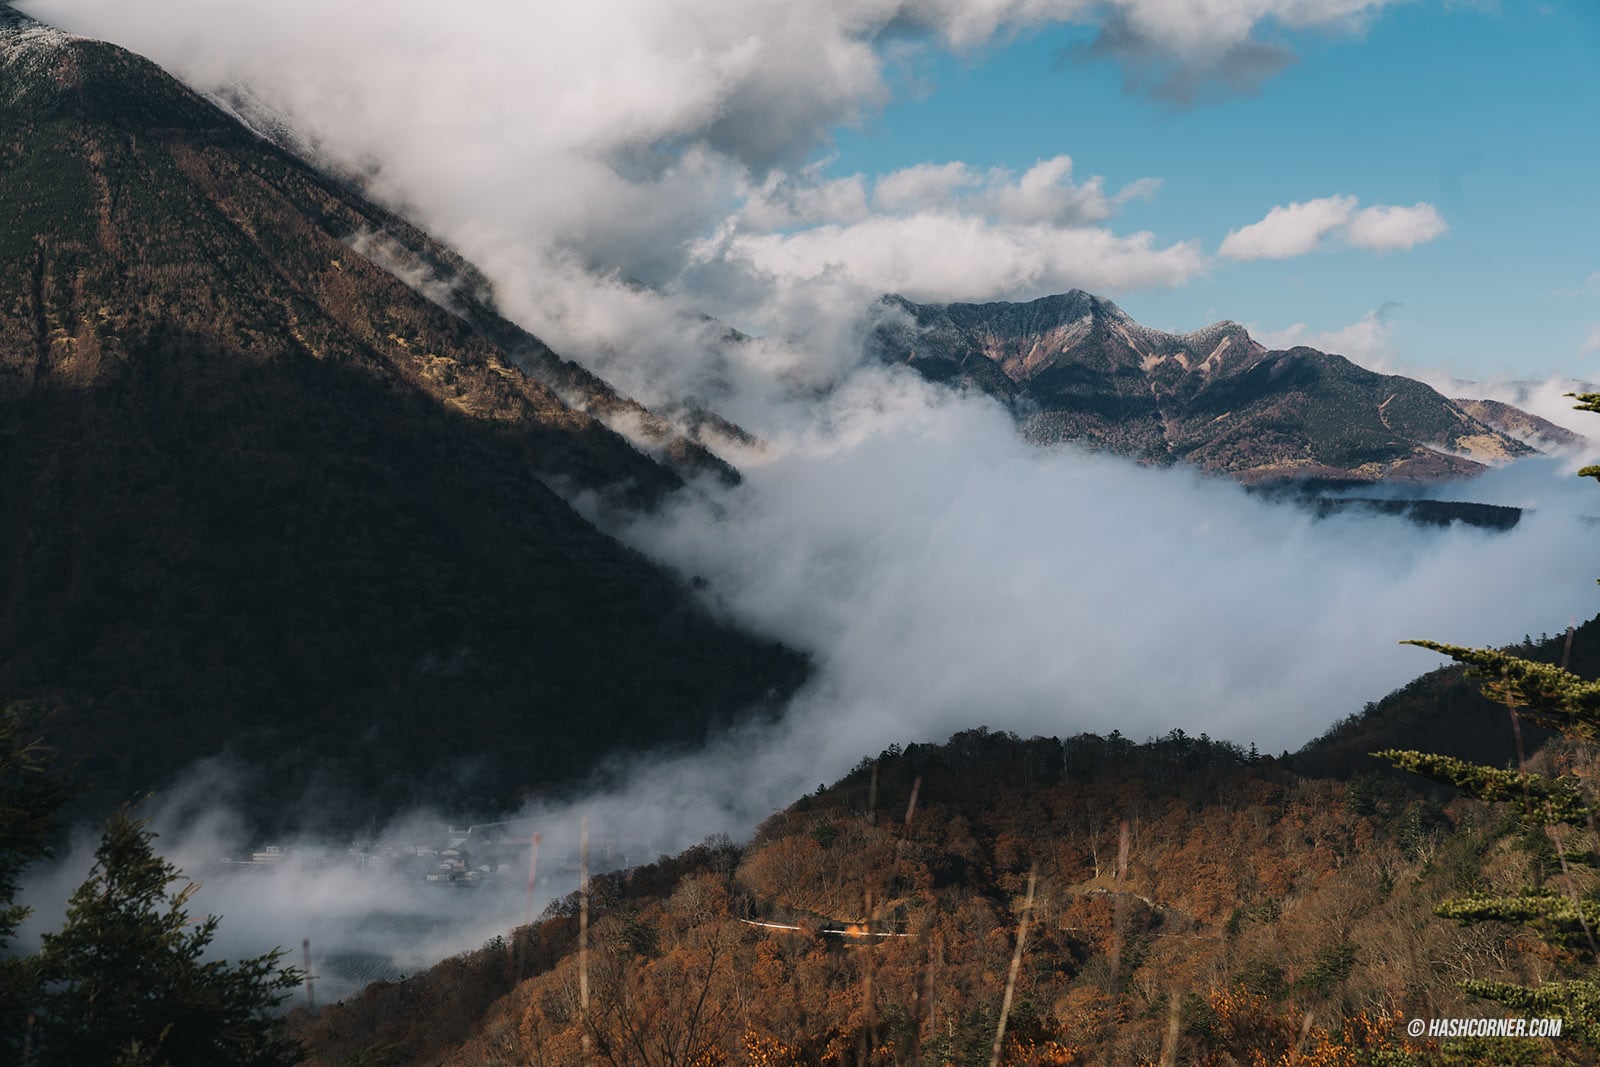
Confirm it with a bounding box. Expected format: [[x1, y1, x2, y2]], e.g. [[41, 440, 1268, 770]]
[[870, 291, 1577, 484]]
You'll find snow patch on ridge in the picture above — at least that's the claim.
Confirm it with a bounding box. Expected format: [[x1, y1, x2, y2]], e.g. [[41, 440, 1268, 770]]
[[0, 5, 71, 51], [0, 6, 84, 107]]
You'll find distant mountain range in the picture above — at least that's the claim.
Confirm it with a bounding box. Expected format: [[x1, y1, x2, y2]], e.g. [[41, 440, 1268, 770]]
[[0, 6, 804, 827], [870, 291, 1583, 484]]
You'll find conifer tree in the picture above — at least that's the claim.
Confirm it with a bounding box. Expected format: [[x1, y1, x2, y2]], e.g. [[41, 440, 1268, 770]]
[[1378, 392, 1600, 1044], [0, 703, 68, 1062], [30, 813, 305, 1066]]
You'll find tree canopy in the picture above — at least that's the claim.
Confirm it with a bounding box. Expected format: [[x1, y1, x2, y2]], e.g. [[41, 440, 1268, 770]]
[[28, 812, 305, 1066]]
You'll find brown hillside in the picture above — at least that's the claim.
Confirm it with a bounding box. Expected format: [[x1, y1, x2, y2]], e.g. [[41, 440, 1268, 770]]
[[291, 717, 1598, 1065]]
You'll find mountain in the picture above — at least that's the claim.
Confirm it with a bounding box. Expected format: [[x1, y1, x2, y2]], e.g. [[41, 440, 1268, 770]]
[[0, 7, 806, 827], [870, 291, 1553, 484]]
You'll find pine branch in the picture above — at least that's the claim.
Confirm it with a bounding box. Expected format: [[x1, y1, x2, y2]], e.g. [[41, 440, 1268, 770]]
[[1436, 888, 1600, 951], [1402, 641, 1600, 739], [1568, 393, 1600, 487], [1373, 750, 1591, 826], [1459, 977, 1600, 1046]]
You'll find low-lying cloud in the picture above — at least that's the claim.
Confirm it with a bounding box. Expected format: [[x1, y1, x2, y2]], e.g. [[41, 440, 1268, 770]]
[[619, 369, 1599, 760]]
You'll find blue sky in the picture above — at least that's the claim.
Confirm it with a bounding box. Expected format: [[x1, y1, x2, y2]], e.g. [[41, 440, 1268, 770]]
[[823, 1, 1600, 379]]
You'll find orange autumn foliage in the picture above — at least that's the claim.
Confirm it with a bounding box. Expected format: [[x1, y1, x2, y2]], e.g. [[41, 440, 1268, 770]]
[[291, 727, 1572, 1067]]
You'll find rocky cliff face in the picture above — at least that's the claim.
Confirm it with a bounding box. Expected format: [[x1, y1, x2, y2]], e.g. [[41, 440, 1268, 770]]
[[871, 292, 1545, 484]]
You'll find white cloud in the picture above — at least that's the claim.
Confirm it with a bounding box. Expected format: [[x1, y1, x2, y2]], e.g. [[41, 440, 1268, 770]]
[[869, 156, 1129, 225], [984, 155, 1114, 224], [1111, 175, 1164, 207], [1344, 202, 1449, 251], [1253, 306, 1395, 364], [1556, 271, 1600, 298], [1585, 324, 1600, 353], [670, 155, 1194, 329], [1108, 0, 1391, 57], [1221, 195, 1446, 261], [738, 166, 871, 230], [695, 213, 1207, 306], [1220, 195, 1357, 260], [874, 160, 981, 213]]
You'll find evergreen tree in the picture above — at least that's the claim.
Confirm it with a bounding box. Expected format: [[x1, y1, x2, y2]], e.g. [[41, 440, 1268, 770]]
[[1379, 392, 1600, 1045], [30, 813, 305, 1066], [0, 702, 68, 1062]]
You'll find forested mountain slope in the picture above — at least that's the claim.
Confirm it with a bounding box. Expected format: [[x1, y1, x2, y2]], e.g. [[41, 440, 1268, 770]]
[[0, 6, 806, 827]]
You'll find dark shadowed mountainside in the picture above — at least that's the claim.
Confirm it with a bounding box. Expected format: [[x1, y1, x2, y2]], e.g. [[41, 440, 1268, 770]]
[[0, 7, 806, 829], [870, 291, 1561, 485]]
